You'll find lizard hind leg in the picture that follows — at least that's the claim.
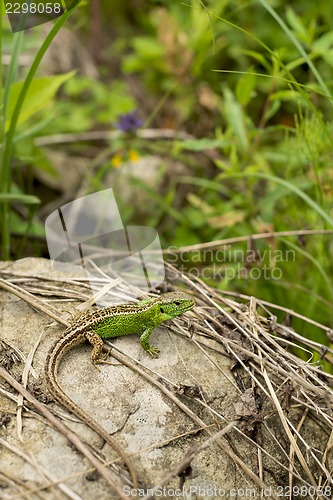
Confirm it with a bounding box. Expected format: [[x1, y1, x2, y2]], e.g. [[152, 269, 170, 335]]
[[95, 347, 119, 366], [85, 331, 118, 366], [85, 330, 105, 365]]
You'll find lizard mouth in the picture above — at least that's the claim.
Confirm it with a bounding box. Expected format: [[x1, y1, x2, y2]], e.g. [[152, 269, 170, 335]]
[[180, 301, 195, 313]]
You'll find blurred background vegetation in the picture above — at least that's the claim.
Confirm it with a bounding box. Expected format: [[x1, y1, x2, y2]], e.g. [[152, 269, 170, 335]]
[[1, 0, 333, 353]]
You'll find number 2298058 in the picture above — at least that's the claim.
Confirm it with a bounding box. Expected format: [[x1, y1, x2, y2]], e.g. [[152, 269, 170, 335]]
[[5, 3, 62, 14]]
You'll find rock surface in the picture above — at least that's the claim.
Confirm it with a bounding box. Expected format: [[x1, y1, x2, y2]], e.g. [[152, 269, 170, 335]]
[[0, 258, 331, 499]]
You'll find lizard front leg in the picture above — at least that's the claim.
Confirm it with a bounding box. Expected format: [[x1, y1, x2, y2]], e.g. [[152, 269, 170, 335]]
[[140, 326, 160, 358]]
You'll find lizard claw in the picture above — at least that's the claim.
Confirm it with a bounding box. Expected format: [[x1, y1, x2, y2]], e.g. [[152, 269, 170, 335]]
[[93, 348, 114, 367], [147, 346, 160, 358]]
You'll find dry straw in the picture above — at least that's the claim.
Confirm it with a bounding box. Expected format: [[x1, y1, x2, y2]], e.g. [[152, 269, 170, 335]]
[[0, 261, 332, 498]]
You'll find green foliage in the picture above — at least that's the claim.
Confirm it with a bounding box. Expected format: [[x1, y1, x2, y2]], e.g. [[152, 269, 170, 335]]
[[6, 72, 75, 131], [0, 1, 81, 259], [1, 0, 333, 361], [46, 77, 137, 132]]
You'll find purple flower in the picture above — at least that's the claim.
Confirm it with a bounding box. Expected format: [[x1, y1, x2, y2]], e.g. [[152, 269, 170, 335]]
[[116, 110, 143, 132]]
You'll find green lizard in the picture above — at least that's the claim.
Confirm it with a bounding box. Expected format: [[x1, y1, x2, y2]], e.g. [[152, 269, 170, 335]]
[[45, 291, 195, 497]]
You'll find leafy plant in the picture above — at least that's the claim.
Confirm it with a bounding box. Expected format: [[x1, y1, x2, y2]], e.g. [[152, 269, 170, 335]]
[[0, 0, 81, 259], [1, 0, 333, 354]]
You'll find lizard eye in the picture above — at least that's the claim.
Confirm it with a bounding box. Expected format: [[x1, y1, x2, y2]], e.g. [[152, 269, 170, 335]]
[[160, 307, 165, 313], [174, 301, 180, 306]]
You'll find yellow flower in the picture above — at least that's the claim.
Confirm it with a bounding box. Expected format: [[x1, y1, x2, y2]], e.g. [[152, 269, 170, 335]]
[[111, 153, 123, 167], [129, 149, 140, 162]]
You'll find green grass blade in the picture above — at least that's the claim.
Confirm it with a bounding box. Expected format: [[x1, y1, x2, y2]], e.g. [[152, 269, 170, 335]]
[[1, 0, 81, 259], [2, 1, 81, 192], [0, 2, 3, 150], [217, 171, 333, 227], [0, 194, 41, 204], [257, 0, 333, 102], [281, 238, 333, 301]]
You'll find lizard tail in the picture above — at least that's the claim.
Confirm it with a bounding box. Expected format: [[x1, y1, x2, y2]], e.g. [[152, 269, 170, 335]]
[[45, 331, 138, 497]]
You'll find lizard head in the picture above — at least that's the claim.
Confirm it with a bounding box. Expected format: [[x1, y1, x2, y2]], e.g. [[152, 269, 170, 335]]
[[157, 291, 195, 321]]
